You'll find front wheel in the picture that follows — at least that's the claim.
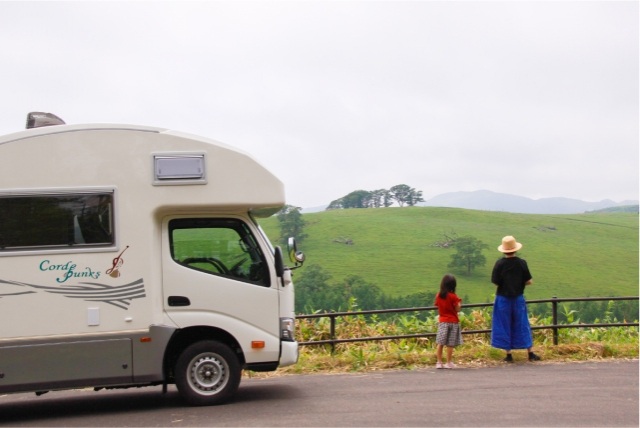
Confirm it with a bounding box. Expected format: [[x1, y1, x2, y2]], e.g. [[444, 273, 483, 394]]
[[175, 340, 241, 406]]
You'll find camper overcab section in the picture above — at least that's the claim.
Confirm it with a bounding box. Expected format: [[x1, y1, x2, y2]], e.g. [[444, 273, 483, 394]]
[[0, 116, 304, 406]]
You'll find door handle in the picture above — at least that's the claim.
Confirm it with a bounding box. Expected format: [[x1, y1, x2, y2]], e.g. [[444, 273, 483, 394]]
[[168, 296, 191, 307]]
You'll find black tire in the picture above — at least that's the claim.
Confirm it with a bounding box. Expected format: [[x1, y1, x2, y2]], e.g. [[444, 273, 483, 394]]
[[174, 340, 241, 406]]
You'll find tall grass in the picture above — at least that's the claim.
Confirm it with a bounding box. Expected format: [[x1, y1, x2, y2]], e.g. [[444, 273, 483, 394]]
[[256, 300, 638, 376]]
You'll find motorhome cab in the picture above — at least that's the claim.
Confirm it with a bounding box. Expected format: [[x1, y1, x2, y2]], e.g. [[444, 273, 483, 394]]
[[0, 113, 304, 406]]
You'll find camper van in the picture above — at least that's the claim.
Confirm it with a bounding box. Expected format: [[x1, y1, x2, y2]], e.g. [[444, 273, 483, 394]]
[[0, 113, 304, 406]]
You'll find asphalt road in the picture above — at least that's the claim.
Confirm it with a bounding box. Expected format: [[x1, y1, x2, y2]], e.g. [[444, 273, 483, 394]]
[[0, 360, 637, 427]]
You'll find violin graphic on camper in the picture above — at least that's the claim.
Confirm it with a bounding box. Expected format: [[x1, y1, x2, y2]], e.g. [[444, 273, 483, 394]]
[[105, 246, 129, 278]]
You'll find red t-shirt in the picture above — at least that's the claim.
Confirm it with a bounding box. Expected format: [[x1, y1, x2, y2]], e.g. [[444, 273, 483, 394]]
[[434, 292, 461, 323]]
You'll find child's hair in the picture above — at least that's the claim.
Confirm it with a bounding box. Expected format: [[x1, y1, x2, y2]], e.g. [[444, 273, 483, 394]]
[[438, 274, 457, 299]]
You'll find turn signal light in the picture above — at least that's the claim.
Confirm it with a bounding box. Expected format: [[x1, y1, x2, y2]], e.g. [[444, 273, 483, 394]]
[[251, 341, 265, 349]]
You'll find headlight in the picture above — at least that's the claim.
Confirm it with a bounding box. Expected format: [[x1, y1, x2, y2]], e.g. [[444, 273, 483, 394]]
[[280, 317, 295, 342]]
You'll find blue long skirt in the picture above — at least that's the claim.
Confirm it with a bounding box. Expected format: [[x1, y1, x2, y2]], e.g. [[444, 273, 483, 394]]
[[491, 295, 533, 350]]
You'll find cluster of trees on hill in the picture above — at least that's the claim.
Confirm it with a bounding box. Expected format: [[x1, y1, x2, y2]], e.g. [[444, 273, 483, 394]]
[[293, 265, 438, 315], [327, 184, 425, 209]]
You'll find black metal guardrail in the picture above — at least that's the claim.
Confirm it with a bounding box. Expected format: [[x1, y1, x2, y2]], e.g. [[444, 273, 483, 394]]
[[297, 296, 639, 351]]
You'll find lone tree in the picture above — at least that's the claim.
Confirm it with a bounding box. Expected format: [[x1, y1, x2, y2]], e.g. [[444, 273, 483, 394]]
[[447, 235, 488, 275], [276, 205, 308, 247]]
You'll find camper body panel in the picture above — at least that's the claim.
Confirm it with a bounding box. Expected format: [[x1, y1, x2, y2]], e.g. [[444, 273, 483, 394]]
[[0, 124, 297, 404], [0, 338, 134, 393], [0, 325, 176, 393], [0, 125, 284, 212], [0, 245, 157, 337]]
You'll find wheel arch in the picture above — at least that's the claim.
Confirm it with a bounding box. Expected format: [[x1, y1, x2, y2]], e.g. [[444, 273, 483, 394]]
[[163, 326, 245, 382]]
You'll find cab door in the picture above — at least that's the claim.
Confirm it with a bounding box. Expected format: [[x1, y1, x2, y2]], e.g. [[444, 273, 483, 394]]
[[161, 216, 280, 363]]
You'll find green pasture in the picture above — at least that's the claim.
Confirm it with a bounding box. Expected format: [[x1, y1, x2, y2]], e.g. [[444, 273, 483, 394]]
[[259, 207, 639, 303]]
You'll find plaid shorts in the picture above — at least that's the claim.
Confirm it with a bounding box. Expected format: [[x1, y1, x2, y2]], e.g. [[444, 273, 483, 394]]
[[436, 322, 463, 347]]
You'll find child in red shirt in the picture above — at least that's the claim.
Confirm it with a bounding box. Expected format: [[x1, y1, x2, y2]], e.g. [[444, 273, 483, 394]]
[[434, 274, 463, 369]]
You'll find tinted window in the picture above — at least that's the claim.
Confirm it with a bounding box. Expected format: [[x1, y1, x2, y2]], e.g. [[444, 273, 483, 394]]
[[0, 193, 114, 250]]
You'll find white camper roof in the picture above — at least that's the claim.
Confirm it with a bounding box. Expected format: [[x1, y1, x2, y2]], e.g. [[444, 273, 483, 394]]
[[0, 123, 286, 217]]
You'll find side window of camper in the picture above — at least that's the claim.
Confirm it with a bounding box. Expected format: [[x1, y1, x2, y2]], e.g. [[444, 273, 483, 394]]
[[0, 192, 114, 250], [169, 218, 270, 287]]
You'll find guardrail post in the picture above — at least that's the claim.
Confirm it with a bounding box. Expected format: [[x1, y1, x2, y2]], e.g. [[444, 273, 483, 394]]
[[330, 313, 336, 354], [552, 296, 558, 345]]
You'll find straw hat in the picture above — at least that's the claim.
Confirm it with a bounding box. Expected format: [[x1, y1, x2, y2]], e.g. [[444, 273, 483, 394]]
[[498, 235, 523, 253]]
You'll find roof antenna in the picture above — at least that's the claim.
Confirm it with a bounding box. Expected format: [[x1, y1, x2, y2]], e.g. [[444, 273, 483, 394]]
[[26, 112, 65, 129]]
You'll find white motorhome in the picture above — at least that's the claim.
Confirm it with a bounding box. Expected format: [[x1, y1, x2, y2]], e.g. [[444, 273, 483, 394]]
[[0, 113, 304, 406]]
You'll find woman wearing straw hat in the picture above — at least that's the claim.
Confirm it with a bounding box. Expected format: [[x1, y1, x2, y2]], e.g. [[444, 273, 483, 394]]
[[490, 236, 541, 362]]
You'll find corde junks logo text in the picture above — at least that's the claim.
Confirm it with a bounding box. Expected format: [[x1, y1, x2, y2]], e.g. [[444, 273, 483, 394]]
[[39, 260, 101, 283], [38, 245, 130, 283]]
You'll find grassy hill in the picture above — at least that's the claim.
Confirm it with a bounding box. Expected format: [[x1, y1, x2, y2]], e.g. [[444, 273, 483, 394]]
[[259, 207, 639, 303]]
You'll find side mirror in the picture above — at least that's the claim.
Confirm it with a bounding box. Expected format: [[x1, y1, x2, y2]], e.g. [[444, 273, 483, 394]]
[[274, 246, 285, 278], [287, 237, 305, 268]]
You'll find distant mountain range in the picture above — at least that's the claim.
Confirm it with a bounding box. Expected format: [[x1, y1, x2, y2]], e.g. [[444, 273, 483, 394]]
[[419, 190, 638, 214], [302, 190, 639, 214]]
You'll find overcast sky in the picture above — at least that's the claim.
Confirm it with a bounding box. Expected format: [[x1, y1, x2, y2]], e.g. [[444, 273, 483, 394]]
[[1, 1, 637, 208]]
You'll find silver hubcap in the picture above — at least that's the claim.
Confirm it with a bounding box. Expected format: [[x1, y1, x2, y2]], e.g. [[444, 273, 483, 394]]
[[188, 353, 228, 395]]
